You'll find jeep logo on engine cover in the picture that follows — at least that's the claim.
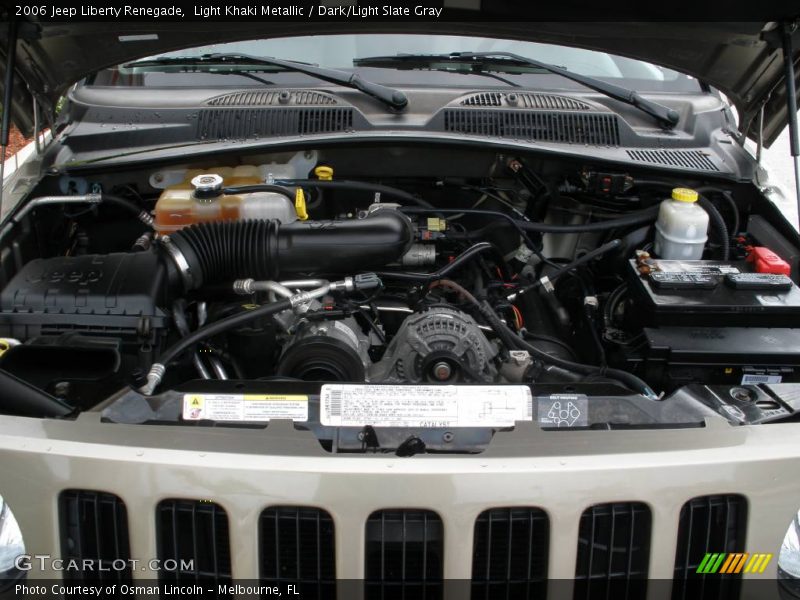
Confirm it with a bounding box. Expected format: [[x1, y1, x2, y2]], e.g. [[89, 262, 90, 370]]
[[26, 264, 103, 286]]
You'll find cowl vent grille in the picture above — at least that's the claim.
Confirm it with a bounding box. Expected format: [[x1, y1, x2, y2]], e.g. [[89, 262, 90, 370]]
[[197, 107, 354, 140], [443, 108, 620, 146], [207, 90, 338, 106], [627, 149, 719, 171], [462, 92, 504, 106], [461, 92, 592, 110]]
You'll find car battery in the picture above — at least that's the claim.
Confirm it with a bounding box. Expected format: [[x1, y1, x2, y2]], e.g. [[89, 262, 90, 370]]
[[626, 258, 800, 327], [622, 258, 800, 389]]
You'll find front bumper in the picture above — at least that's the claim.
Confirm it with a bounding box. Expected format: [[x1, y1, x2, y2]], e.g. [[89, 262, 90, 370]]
[[0, 413, 797, 593]]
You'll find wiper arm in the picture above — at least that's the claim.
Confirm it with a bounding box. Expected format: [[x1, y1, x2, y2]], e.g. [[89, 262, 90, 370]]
[[461, 52, 678, 127], [125, 53, 408, 111], [356, 52, 679, 127]]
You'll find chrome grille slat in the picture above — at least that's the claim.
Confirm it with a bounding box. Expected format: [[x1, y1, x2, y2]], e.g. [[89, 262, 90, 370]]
[[471, 507, 548, 599], [365, 509, 443, 599], [156, 499, 232, 591], [672, 494, 747, 600], [58, 490, 132, 585], [259, 506, 336, 598], [575, 502, 651, 599]]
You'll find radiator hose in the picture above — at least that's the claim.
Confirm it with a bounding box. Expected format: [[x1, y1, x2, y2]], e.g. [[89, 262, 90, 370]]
[[163, 211, 414, 290]]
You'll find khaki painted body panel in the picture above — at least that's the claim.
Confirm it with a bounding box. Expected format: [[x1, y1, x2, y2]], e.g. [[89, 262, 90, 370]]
[[0, 414, 797, 597]]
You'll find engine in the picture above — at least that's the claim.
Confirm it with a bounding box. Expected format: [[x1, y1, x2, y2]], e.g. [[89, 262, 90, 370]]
[[1, 147, 799, 413]]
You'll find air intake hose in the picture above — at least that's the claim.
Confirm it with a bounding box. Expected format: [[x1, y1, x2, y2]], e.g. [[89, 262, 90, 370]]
[[164, 211, 414, 290]]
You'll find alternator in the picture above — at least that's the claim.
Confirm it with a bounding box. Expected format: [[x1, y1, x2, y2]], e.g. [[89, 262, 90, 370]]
[[370, 307, 498, 383]]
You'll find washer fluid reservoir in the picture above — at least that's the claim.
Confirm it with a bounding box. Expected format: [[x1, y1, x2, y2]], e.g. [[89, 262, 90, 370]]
[[653, 187, 709, 260]]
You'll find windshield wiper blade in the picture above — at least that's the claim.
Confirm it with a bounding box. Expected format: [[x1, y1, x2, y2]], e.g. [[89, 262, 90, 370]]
[[354, 54, 522, 87], [355, 52, 679, 127], [125, 53, 408, 110]]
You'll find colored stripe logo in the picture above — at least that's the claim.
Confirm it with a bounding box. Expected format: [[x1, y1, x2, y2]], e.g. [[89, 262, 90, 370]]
[[696, 552, 772, 574]]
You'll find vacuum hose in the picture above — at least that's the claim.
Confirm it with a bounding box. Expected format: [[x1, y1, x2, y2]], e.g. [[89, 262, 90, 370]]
[[164, 210, 414, 290]]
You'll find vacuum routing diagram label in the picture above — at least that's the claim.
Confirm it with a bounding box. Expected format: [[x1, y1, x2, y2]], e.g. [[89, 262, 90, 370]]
[[320, 384, 533, 428]]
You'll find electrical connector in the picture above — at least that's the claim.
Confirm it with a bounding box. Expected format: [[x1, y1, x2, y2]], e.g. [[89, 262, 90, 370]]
[[354, 273, 382, 291]]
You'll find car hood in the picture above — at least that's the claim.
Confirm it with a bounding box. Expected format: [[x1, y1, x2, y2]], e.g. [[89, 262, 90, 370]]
[[2, 19, 799, 146]]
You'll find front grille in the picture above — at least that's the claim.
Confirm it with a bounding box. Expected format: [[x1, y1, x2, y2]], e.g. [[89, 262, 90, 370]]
[[574, 502, 651, 600], [443, 109, 620, 146], [196, 107, 354, 140], [58, 490, 131, 584], [156, 499, 232, 590], [365, 509, 444, 600], [260, 506, 336, 599], [53, 490, 750, 595], [471, 508, 549, 600], [672, 495, 748, 600]]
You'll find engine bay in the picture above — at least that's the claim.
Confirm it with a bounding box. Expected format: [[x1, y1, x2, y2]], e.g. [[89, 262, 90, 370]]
[[1, 144, 800, 442]]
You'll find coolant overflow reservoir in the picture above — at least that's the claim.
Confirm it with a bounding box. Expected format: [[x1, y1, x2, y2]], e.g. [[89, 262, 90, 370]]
[[154, 168, 298, 233], [653, 188, 709, 260]]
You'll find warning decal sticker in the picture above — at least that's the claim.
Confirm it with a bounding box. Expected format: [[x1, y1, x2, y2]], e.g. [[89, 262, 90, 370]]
[[182, 394, 308, 422]]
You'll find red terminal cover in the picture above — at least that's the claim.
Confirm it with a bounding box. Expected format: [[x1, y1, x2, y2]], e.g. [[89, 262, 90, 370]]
[[747, 246, 791, 275]]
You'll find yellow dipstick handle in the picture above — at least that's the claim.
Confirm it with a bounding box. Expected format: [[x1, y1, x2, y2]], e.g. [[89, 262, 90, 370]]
[[295, 188, 309, 220]]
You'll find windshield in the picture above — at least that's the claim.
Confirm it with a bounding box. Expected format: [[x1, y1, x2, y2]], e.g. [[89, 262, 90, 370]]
[[92, 34, 700, 92]]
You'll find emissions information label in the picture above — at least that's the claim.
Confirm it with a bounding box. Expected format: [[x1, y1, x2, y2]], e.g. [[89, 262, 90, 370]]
[[320, 384, 532, 427], [182, 394, 308, 422]]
